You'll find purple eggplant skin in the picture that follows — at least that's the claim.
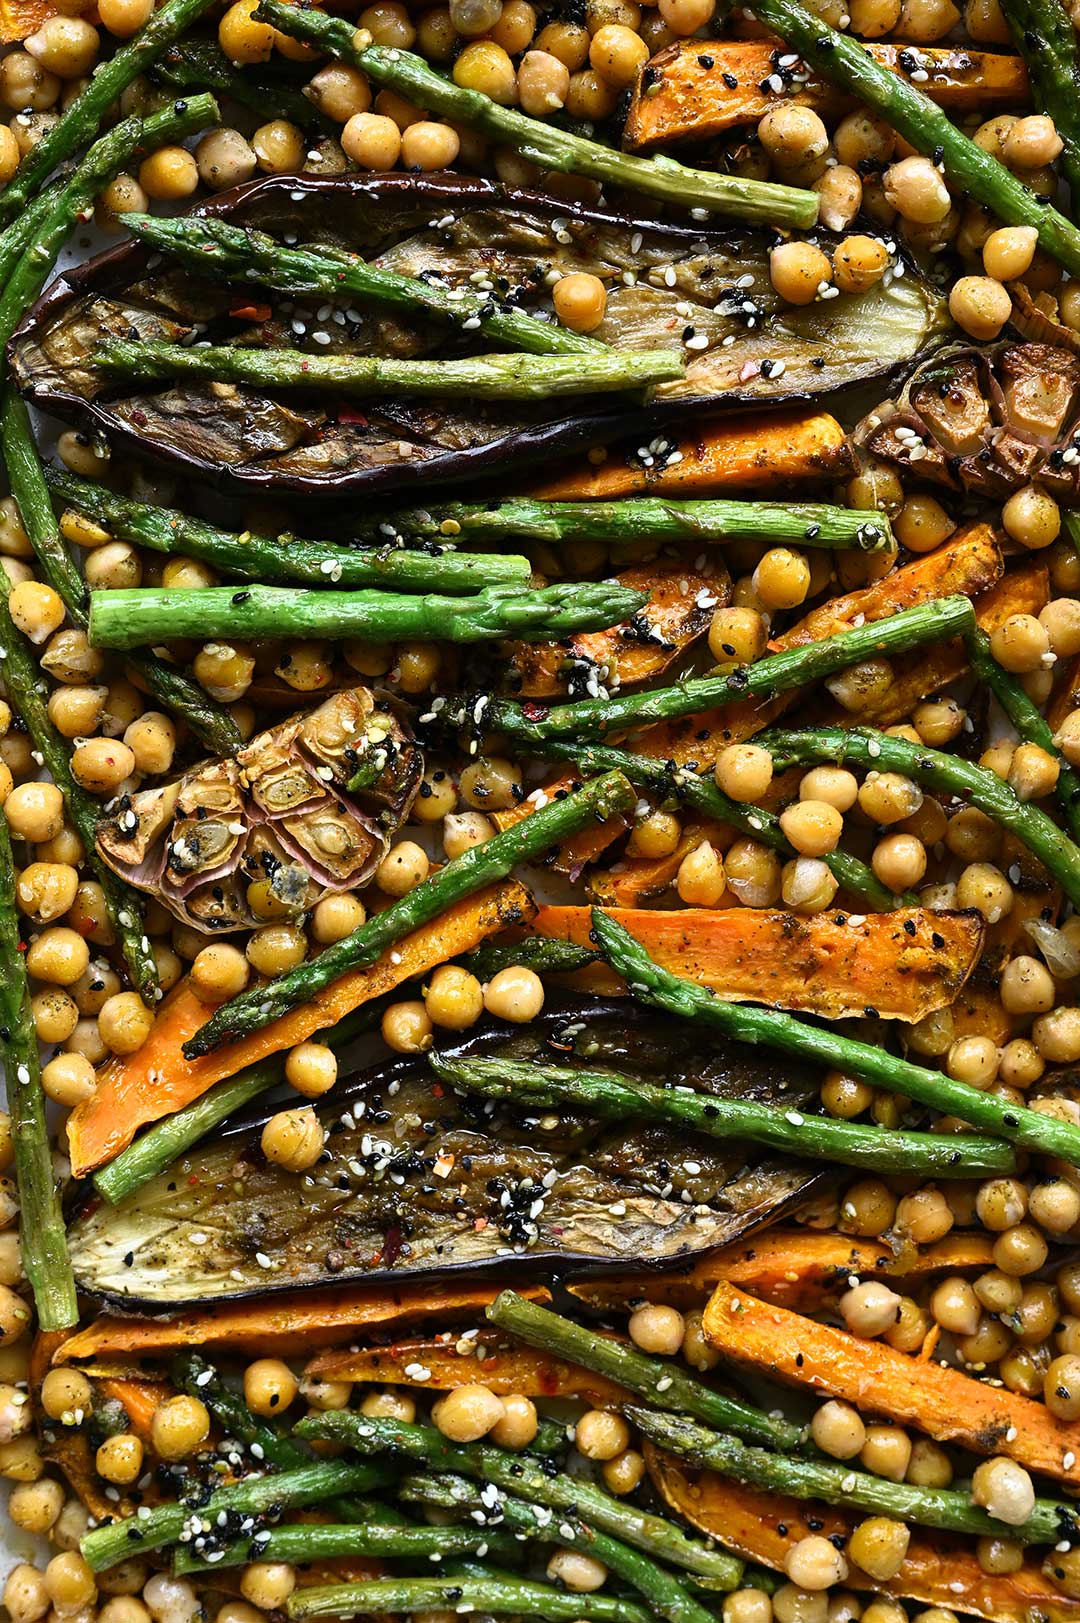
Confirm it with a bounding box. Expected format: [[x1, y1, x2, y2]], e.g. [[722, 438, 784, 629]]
[[66, 997, 829, 1311], [9, 172, 946, 500]]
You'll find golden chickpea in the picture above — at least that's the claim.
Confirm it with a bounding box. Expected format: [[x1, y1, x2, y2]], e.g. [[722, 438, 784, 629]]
[[490, 1393, 538, 1450], [98, 0, 153, 34], [453, 40, 517, 102], [553, 272, 608, 334], [17, 862, 79, 923], [42, 1052, 96, 1108], [400, 120, 460, 170], [518, 48, 571, 115], [195, 127, 257, 191], [311, 894, 366, 944], [676, 841, 726, 907], [218, 0, 275, 61], [376, 840, 430, 897], [769, 242, 832, 306], [884, 155, 951, 223], [8, 1477, 63, 1535], [70, 737, 136, 795], [602, 1448, 645, 1495], [1003, 483, 1061, 549], [758, 104, 828, 170], [359, 1388, 415, 1421], [708, 605, 767, 667], [628, 1302, 684, 1355], [138, 145, 198, 200], [8, 580, 64, 645], [484, 965, 544, 1023], [587, 21, 647, 86], [284, 1041, 337, 1099], [459, 757, 521, 812], [724, 838, 781, 907], [785, 1534, 848, 1591], [832, 234, 890, 294], [41, 1368, 92, 1424], [4, 1566, 49, 1623], [779, 799, 842, 857], [261, 1106, 325, 1172], [123, 712, 176, 777], [627, 808, 681, 859], [341, 110, 401, 168], [432, 1384, 505, 1442], [43, 1553, 96, 1617], [565, 66, 619, 119], [715, 743, 773, 803], [239, 1565, 295, 1612], [575, 1409, 630, 1461], [425, 964, 483, 1030], [97, 991, 154, 1056], [307, 62, 371, 122], [95, 1433, 144, 1487], [191, 943, 249, 1005], [5, 781, 63, 843], [246, 923, 307, 977], [253, 118, 306, 173], [814, 165, 863, 233], [381, 1000, 432, 1053], [243, 1358, 298, 1417], [444, 811, 495, 858]]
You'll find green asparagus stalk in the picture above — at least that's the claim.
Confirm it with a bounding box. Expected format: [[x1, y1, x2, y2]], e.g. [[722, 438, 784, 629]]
[[591, 909, 1080, 1169], [289, 1576, 649, 1622], [398, 1472, 720, 1623], [0, 0, 219, 229], [93, 1003, 384, 1205], [89, 580, 647, 651], [171, 1354, 308, 1471], [256, 0, 818, 227], [150, 36, 338, 136], [629, 1408, 1079, 1545], [97, 340, 684, 398], [461, 935, 598, 980], [485, 1291, 799, 1448], [760, 725, 1080, 911], [120, 211, 606, 359], [44, 468, 531, 595], [1001, 0, 1080, 204], [295, 1410, 743, 1588], [435, 1053, 1015, 1175], [365, 497, 895, 551], [0, 813, 76, 1331], [544, 739, 904, 911], [0, 568, 158, 1004], [745, 0, 1080, 277], [176, 1522, 519, 1576], [963, 624, 1080, 844], [80, 1460, 391, 1572], [3, 397, 239, 758], [458, 594, 975, 744], [185, 770, 635, 1057]]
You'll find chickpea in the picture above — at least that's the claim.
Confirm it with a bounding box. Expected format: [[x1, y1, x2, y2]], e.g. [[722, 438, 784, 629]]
[[629, 1303, 684, 1355], [1003, 484, 1061, 549], [96, 1433, 144, 1487], [758, 105, 829, 169], [546, 1550, 608, 1593], [553, 272, 608, 333], [603, 1448, 645, 1494], [725, 838, 782, 907], [627, 808, 681, 858], [840, 1280, 901, 1337], [8, 580, 64, 646], [993, 1222, 1049, 1277], [261, 1106, 325, 1172], [283, 1041, 337, 1099], [17, 862, 79, 923], [70, 737, 136, 796], [244, 1359, 298, 1417], [444, 811, 495, 858], [893, 1186, 953, 1244], [459, 757, 521, 812], [218, 0, 275, 61], [858, 772, 923, 825], [833, 234, 890, 294], [576, 1409, 630, 1461], [453, 40, 517, 102], [239, 1566, 295, 1612], [9, 1477, 63, 1534], [359, 1388, 416, 1422], [811, 1399, 865, 1460], [518, 49, 571, 115], [375, 840, 430, 897], [814, 165, 863, 233], [5, 781, 63, 843], [196, 127, 257, 191], [871, 831, 926, 891], [840, 1177, 897, 1235], [401, 120, 461, 170], [884, 155, 951, 223], [138, 145, 198, 200], [307, 62, 371, 122], [715, 743, 773, 803], [860, 1425, 912, 1482], [785, 1535, 848, 1591], [42, 1052, 95, 1108], [1000, 954, 1055, 1016], [311, 893, 366, 944], [847, 1518, 910, 1582], [190, 943, 249, 1006], [431, 1384, 505, 1442], [341, 110, 401, 168], [708, 605, 767, 667], [769, 242, 832, 305], [972, 1457, 1035, 1525], [4, 1566, 49, 1623], [983, 224, 1038, 281], [894, 494, 955, 553], [588, 22, 648, 87], [381, 999, 433, 1053], [490, 1393, 538, 1450], [948, 275, 1013, 340], [425, 964, 483, 1030], [676, 840, 726, 907], [484, 965, 544, 1023]]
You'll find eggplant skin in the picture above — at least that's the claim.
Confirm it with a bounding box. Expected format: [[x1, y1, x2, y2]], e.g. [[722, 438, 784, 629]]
[[10, 173, 948, 499], [67, 1001, 827, 1309]]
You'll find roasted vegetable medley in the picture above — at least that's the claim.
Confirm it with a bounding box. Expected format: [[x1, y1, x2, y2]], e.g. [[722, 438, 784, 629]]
[[10, 0, 1080, 1619]]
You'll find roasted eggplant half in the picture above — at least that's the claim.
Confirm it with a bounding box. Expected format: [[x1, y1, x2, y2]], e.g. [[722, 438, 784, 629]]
[[95, 686, 421, 933], [10, 173, 949, 497], [67, 1001, 826, 1307], [856, 339, 1080, 504]]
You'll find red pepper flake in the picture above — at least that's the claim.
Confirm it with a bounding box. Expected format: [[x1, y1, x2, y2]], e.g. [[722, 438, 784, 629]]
[[230, 303, 272, 321], [338, 406, 370, 425], [474, 1217, 488, 1232]]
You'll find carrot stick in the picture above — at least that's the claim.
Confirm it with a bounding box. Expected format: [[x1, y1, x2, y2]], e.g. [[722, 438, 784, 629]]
[[646, 1445, 1080, 1623], [625, 41, 1028, 150], [67, 880, 534, 1177], [52, 1282, 551, 1364], [533, 905, 982, 1019], [305, 1330, 628, 1405], [529, 409, 852, 500], [702, 1282, 1080, 1483]]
